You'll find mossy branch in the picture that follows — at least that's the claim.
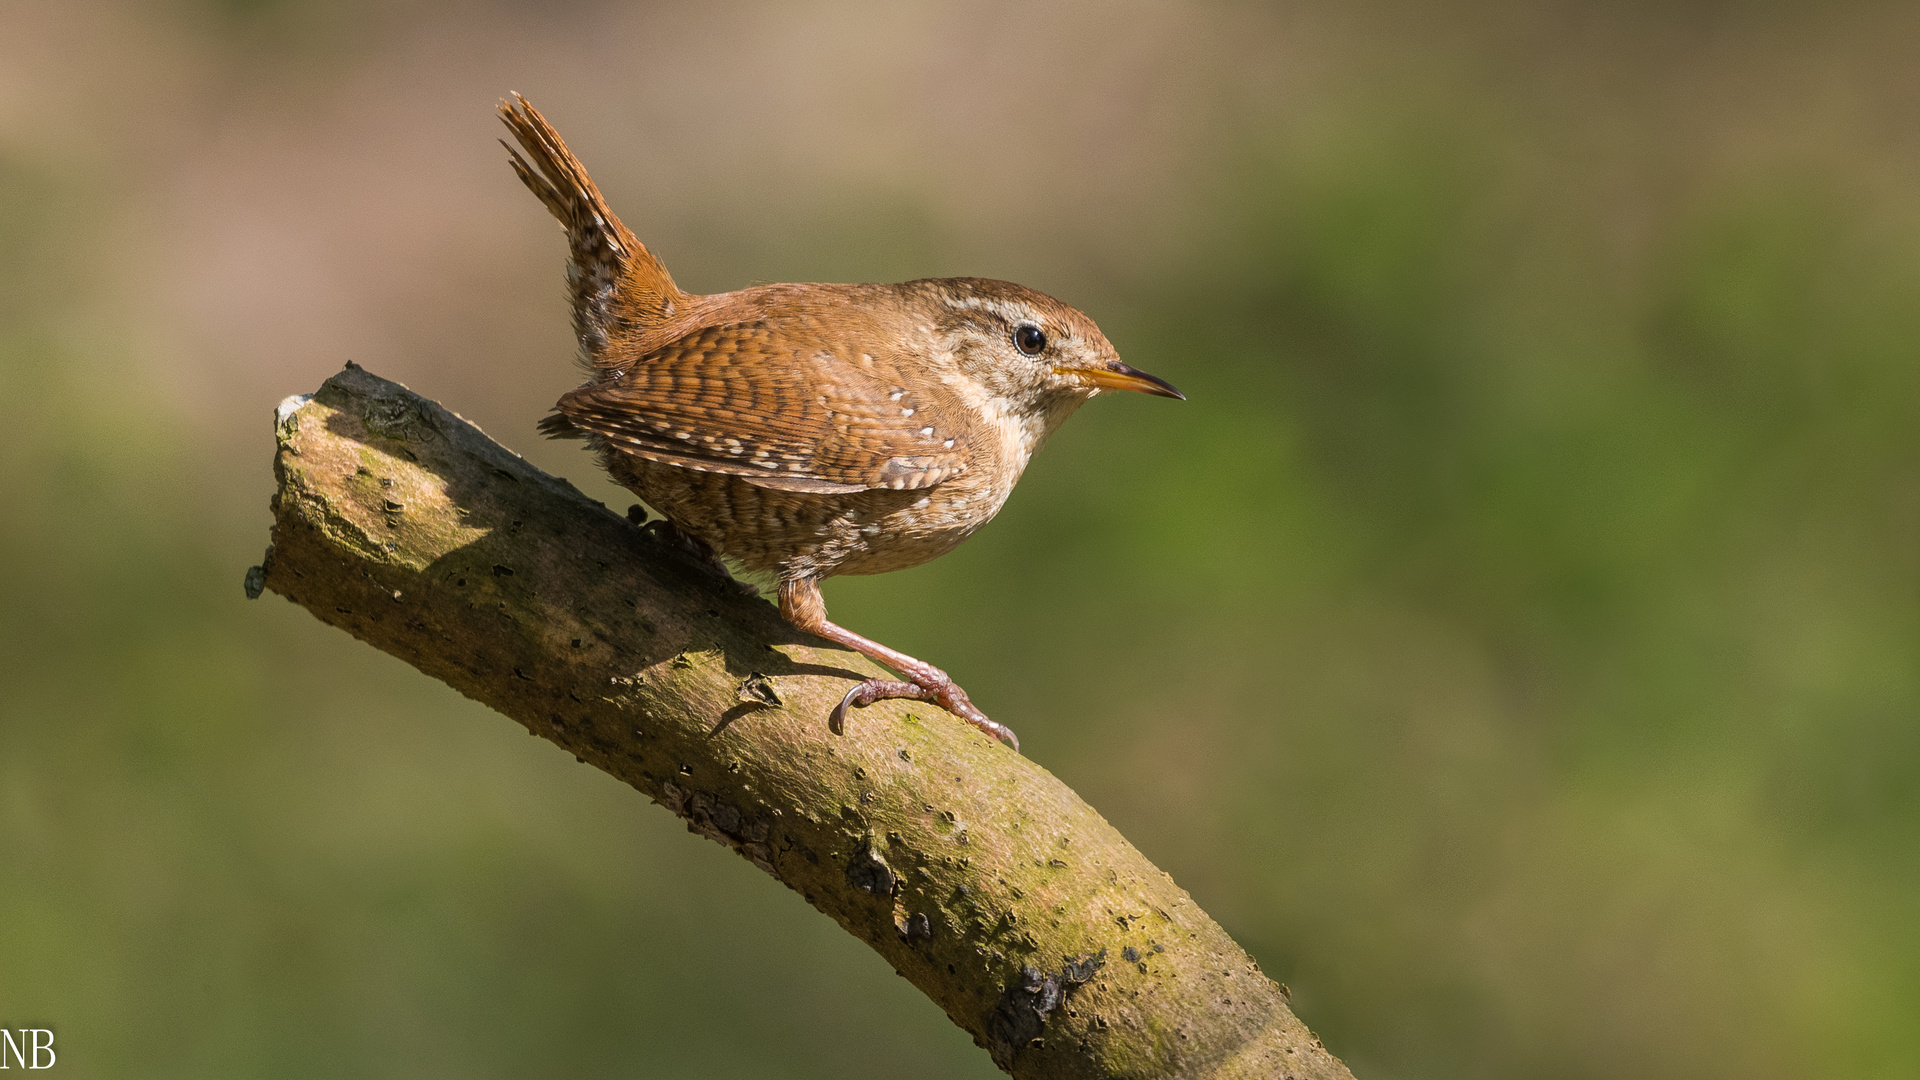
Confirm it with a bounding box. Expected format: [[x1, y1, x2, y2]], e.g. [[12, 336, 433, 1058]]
[[252, 364, 1354, 1080]]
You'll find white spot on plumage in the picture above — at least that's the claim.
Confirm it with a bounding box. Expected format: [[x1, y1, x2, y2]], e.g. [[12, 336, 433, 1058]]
[[919, 426, 934, 436], [902, 408, 914, 417]]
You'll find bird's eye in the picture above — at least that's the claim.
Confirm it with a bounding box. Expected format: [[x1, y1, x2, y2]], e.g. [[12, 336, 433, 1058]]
[[1014, 325, 1047, 356]]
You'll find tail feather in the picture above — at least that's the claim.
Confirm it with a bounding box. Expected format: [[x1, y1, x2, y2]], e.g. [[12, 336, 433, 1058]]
[[498, 93, 681, 366]]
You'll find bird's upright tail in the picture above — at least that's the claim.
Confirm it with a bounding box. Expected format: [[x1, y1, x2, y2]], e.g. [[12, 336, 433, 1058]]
[[498, 93, 682, 368]]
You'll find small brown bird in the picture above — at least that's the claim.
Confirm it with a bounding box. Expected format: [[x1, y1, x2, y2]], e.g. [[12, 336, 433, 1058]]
[[499, 94, 1181, 751]]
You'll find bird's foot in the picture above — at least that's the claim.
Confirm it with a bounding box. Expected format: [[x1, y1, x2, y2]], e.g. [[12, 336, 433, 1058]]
[[829, 677, 1020, 752]]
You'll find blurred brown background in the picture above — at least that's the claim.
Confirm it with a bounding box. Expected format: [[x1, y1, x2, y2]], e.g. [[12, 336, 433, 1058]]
[[5, 1, 1920, 1077]]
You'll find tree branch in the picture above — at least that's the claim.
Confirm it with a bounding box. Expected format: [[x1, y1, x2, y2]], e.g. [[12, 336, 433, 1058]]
[[252, 364, 1355, 1080]]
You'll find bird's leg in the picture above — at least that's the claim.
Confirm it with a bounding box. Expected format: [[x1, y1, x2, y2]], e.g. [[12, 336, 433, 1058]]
[[779, 579, 1019, 751]]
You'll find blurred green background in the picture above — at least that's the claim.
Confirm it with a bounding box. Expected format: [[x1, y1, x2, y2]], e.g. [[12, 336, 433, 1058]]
[[5, 1, 1919, 1076]]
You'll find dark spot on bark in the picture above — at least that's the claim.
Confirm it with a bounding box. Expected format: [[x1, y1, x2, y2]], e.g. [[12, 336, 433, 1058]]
[[1063, 951, 1105, 984], [1123, 947, 1139, 963], [735, 672, 781, 706], [845, 842, 898, 898], [664, 783, 779, 877], [984, 951, 1106, 1069], [492, 564, 513, 576], [243, 564, 266, 599], [905, 912, 931, 940], [384, 499, 405, 512]]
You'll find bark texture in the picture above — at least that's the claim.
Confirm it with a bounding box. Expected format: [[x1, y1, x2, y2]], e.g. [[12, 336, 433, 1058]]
[[253, 364, 1355, 1080]]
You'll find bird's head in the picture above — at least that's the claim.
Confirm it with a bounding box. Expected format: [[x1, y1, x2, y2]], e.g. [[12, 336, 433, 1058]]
[[922, 279, 1183, 433]]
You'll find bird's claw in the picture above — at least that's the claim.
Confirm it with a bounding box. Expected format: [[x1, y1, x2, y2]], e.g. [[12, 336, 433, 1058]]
[[830, 678, 1020, 752]]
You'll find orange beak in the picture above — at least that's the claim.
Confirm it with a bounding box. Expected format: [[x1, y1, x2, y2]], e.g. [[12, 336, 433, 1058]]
[[1057, 360, 1185, 400]]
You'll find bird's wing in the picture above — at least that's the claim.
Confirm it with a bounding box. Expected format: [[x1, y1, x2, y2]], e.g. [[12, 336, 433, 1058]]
[[550, 320, 975, 494]]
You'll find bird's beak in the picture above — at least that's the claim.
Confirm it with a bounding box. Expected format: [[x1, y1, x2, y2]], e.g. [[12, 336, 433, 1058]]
[[1057, 360, 1186, 400]]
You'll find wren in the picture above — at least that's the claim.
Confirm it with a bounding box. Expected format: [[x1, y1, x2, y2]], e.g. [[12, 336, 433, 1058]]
[[499, 94, 1182, 752]]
